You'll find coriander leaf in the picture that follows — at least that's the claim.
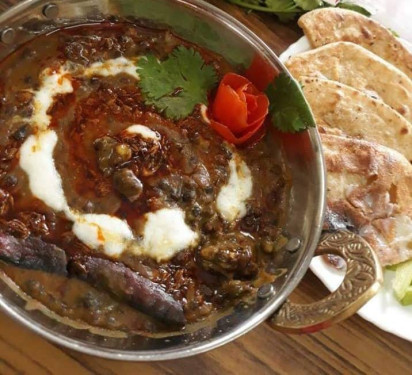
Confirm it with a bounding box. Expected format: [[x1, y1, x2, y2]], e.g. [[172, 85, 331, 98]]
[[226, 0, 274, 13], [294, 0, 324, 11], [226, 0, 303, 22], [336, 2, 371, 16], [227, 0, 297, 13], [266, 73, 316, 133], [265, 0, 297, 11], [137, 46, 217, 120], [225, 0, 371, 19], [275, 12, 298, 22]]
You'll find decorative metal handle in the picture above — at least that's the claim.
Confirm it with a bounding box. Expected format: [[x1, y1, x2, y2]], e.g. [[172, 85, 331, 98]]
[[268, 230, 383, 333]]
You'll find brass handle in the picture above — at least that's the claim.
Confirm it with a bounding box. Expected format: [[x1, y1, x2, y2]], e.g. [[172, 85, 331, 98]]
[[268, 230, 383, 333]]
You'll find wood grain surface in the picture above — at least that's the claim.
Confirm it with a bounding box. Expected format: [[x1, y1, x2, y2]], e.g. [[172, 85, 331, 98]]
[[0, 1, 411, 374]]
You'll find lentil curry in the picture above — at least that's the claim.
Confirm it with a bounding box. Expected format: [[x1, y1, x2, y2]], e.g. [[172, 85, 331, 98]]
[[0, 22, 289, 335]]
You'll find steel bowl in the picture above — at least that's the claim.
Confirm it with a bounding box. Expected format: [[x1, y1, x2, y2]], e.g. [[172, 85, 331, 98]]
[[0, 0, 382, 360]]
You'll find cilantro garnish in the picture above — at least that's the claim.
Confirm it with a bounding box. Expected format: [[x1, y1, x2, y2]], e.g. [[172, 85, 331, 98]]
[[266, 72, 316, 133], [336, 2, 371, 16], [294, 0, 323, 11], [225, 0, 370, 21], [137, 46, 218, 120]]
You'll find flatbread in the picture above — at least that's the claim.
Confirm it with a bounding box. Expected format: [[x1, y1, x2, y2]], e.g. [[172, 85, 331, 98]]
[[298, 8, 412, 79], [285, 42, 412, 123], [300, 77, 412, 162], [322, 134, 412, 266]]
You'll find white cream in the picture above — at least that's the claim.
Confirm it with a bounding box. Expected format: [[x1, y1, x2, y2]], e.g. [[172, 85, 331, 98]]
[[19, 131, 138, 257], [83, 57, 139, 80], [71, 213, 135, 257], [139, 208, 198, 262], [20, 130, 68, 212], [32, 67, 73, 131], [124, 124, 160, 140], [216, 155, 253, 222]]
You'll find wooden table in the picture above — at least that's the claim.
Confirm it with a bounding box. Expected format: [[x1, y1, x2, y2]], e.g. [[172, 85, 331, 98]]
[[0, 0, 411, 374]]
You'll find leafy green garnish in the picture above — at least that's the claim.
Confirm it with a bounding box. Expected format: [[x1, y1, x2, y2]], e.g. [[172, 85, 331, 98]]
[[337, 2, 371, 16], [265, 0, 297, 11], [294, 0, 323, 11], [225, 0, 370, 21], [275, 12, 299, 22], [137, 46, 217, 120], [227, 0, 299, 14], [266, 73, 316, 132]]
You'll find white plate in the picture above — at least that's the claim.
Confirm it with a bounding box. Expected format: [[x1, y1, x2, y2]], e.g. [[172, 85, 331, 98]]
[[279, 19, 412, 341]]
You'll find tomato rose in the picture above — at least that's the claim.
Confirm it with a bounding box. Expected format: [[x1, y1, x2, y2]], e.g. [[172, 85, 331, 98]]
[[209, 73, 269, 145]]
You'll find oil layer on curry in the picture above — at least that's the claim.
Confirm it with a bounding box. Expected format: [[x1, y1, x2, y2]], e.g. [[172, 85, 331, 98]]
[[0, 22, 289, 335]]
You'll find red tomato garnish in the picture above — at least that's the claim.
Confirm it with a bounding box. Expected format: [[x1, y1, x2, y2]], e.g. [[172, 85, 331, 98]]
[[210, 73, 269, 145], [245, 54, 279, 91], [209, 119, 263, 146]]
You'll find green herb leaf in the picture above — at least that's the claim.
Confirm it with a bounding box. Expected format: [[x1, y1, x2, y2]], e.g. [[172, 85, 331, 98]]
[[266, 73, 316, 133], [137, 46, 217, 120], [275, 12, 298, 22], [225, 0, 371, 19], [226, 0, 306, 22], [336, 2, 371, 16], [227, 0, 297, 13], [265, 0, 298, 11], [294, 0, 324, 11]]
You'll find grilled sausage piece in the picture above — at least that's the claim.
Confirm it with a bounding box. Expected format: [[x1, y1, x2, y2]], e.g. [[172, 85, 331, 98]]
[[0, 231, 185, 325], [0, 232, 68, 275], [69, 256, 186, 326]]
